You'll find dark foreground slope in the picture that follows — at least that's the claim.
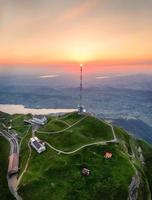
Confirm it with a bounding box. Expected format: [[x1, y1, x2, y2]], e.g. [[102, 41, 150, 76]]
[[0, 138, 14, 200], [0, 112, 152, 200], [0, 112, 14, 200]]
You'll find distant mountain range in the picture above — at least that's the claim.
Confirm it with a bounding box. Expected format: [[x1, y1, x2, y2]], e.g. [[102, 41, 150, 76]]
[[102, 117, 152, 144]]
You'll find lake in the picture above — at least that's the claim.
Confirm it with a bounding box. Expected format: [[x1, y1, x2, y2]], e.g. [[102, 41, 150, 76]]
[[0, 104, 77, 115]]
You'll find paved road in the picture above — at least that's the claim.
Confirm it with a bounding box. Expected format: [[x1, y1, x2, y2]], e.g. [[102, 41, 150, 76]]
[[0, 130, 19, 154]]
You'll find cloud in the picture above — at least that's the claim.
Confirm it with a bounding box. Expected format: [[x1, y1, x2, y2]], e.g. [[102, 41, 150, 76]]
[[96, 76, 110, 79], [39, 74, 59, 79], [96, 73, 131, 80]]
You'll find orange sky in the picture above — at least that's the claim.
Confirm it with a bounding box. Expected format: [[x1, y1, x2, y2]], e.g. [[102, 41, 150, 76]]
[[0, 0, 152, 73]]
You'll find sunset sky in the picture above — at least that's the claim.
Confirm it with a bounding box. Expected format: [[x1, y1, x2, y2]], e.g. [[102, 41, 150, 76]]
[[0, 0, 152, 74]]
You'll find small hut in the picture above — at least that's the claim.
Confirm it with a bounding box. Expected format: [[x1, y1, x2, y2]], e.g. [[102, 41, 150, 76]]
[[82, 168, 90, 176], [104, 152, 112, 159]]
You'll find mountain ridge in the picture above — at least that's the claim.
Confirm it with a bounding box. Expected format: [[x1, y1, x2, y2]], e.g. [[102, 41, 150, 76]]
[[0, 111, 152, 200]]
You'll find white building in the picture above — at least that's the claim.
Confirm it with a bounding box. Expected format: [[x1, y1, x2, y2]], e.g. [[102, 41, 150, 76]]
[[31, 116, 47, 125], [30, 137, 46, 154]]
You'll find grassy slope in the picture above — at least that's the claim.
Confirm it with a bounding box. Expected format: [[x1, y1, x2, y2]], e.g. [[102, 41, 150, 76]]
[[137, 140, 152, 196], [115, 126, 152, 200], [1, 112, 152, 200], [59, 112, 84, 124], [0, 112, 31, 200], [37, 113, 113, 151], [0, 137, 14, 200], [18, 113, 137, 200], [11, 114, 31, 135], [0, 112, 14, 199], [19, 143, 134, 200], [19, 126, 32, 173], [0, 111, 10, 129]]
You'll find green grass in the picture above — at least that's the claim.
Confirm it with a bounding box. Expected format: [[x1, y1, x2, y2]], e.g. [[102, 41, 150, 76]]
[[39, 119, 68, 132], [137, 139, 152, 196], [37, 114, 113, 151], [11, 114, 31, 135], [1, 111, 152, 200], [19, 126, 32, 174], [115, 127, 152, 199], [0, 111, 11, 129], [0, 137, 14, 200], [114, 127, 132, 155], [18, 113, 136, 200], [0, 112, 13, 199], [59, 112, 84, 125], [19, 144, 134, 200]]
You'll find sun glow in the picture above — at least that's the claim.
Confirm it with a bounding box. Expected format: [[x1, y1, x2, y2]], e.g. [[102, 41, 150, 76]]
[[66, 46, 96, 62], [0, 0, 152, 72]]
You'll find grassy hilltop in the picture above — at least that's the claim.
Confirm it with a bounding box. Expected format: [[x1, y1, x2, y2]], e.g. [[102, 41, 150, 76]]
[[0, 111, 152, 200]]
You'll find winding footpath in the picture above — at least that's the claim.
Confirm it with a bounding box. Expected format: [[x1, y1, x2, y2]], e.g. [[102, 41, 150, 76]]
[[0, 112, 137, 200], [37, 115, 88, 134], [46, 115, 118, 155], [17, 141, 32, 189], [16, 126, 32, 188]]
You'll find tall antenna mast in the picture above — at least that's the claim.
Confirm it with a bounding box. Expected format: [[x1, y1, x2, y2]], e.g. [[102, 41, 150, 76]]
[[78, 63, 84, 113], [80, 63, 83, 107]]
